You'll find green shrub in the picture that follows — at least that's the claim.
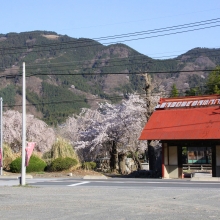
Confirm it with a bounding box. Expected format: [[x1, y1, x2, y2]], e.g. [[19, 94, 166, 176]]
[[49, 157, 78, 171], [10, 155, 47, 173], [82, 162, 96, 170]]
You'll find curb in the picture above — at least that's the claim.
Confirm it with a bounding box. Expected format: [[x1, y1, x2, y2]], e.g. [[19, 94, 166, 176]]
[[82, 175, 108, 179], [0, 175, 33, 179], [191, 177, 220, 182]]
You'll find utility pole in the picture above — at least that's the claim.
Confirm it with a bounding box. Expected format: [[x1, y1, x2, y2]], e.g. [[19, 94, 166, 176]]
[[21, 62, 26, 185], [0, 97, 3, 175]]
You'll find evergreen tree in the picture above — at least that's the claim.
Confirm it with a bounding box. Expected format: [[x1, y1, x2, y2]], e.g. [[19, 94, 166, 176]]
[[206, 66, 220, 94], [170, 84, 179, 97], [213, 85, 220, 94], [185, 87, 202, 96]]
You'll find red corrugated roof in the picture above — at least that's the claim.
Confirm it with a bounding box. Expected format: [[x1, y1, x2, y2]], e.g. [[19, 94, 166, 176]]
[[140, 95, 220, 140]]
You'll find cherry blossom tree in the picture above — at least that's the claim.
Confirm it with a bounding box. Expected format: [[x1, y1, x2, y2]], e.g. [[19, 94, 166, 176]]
[[61, 94, 150, 172], [3, 110, 56, 153], [60, 108, 103, 143]]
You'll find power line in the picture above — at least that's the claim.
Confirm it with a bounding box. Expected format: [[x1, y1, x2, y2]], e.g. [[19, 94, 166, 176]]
[[94, 19, 220, 41], [2, 18, 218, 49], [0, 68, 216, 80], [23, 53, 220, 75], [0, 18, 220, 56], [107, 24, 220, 44], [25, 68, 217, 77], [56, 7, 220, 31], [2, 23, 220, 57], [72, 18, 220, 42], [24, 47, 220, 69], [1, 42, 220, 76], [2, 82, 218, 108], [4, 47, 215, 79], [24, 48, 220, 68]]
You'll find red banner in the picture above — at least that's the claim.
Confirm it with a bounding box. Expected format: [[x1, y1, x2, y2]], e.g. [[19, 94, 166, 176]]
[[0, 148, 2, 168], [25, 142, 36, 166]]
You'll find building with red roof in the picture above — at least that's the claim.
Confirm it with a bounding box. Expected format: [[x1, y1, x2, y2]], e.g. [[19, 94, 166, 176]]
[[139, 94, 220, 178]]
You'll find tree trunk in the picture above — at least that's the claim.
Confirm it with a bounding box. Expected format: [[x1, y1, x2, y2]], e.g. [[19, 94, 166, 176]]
[[148, 141, 156, 171], [110, 140, 118, 172], [144, 73, 154, 117], [144, 74, 156, 172], [118, 153, 126, 174], [130, 151, 143, 170]]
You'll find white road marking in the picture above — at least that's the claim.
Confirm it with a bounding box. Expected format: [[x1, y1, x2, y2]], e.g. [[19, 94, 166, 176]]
[[67, 181, 90, 186]]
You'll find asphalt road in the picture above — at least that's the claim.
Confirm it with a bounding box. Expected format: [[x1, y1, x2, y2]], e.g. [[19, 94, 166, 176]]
[[1, 177, 220, 188], [27, 177, 220, 189], [0, 178, 220, 220]]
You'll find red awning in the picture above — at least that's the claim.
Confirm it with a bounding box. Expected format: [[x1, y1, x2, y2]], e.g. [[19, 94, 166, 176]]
[[139, 106, 220, 140]]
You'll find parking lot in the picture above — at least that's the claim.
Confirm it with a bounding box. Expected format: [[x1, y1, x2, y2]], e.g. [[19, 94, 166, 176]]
[[0, 178, 220, 220]]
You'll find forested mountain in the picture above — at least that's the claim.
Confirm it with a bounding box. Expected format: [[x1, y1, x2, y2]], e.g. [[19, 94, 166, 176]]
[[0, 31, 219, 125]]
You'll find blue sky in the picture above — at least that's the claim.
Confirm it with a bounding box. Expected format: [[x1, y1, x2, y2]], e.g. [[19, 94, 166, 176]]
[[1, 0, 220, 58]]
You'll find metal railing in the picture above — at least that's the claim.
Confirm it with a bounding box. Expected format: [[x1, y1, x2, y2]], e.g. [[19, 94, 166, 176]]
[[183, 164, 212, 171]]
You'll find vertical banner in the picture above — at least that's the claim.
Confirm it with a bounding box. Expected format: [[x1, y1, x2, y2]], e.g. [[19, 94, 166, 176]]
[[25, 142, 36, 166], [0, 148, 2, 168]]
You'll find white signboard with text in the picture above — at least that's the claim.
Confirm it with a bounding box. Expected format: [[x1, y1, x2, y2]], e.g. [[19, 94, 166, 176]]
[[156, 99, 220, 109]]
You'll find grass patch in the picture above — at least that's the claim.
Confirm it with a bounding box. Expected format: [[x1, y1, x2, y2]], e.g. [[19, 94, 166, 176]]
[[43, 137, 80, 167]]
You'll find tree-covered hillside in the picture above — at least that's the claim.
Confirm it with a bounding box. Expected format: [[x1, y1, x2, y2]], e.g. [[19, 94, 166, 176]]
[[0, 31, 220, 124]]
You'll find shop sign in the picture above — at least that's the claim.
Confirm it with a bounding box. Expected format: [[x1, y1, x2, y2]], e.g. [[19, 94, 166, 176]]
[[156, 99, 220, 109]]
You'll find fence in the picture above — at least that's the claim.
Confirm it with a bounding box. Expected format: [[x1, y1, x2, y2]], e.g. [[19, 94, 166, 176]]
[[183, 164, 212, 171]]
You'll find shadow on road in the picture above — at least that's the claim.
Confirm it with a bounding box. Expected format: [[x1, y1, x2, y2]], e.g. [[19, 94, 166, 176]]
[[104, 170, 161, 179]]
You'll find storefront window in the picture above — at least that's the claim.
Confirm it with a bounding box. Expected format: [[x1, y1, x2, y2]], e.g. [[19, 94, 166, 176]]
[[187, 147, 211, 164]]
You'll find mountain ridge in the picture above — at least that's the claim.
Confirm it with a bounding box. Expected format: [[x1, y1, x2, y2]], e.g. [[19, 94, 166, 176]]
[[0, 31, 219, 125]]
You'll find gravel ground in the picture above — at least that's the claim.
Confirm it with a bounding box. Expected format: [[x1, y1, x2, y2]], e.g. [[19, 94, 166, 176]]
[[0, 186, 220, 220]]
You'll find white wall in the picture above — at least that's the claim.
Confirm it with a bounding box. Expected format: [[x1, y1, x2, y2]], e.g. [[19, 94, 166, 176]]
[[163, 145, 178, 178], [169, 146, 178, 165]]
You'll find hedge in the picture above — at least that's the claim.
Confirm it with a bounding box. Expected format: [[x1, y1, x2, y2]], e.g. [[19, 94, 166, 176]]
[[49, 157, 78, 171], [10, 155, 47, 173]]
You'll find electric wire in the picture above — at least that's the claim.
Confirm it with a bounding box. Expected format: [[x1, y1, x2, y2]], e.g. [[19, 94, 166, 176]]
[[23, 53, 220, 75], [56, 7, 220, 31], [2, 82, 217, 108], [25, 69, 219, 77], [0, 18, 220, 56], [15, 44, 218, 69], [0, 68, 216, 80], [25, 48, 220, 69], [24, 48, 220, 68], [75, 18, 220, 41]]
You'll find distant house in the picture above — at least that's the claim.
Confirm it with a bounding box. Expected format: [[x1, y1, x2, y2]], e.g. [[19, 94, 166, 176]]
[[140, 95, 220, 179]]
